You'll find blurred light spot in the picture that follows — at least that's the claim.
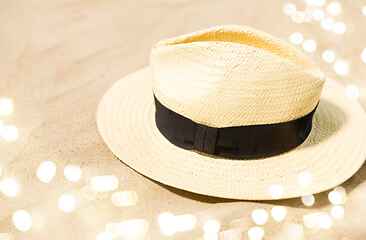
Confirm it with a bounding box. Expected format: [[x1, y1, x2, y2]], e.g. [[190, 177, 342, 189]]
[[1, 125, 19, 142], [64, 165, 82, 182], [174, 214, 197, 232], [248, 227, 264, 240], [204, 233, 218, 240], [230, 217, 252, 230], [334, 186, 346, 194], [333, 60, 349, 75], [331, 206, 344, 219], [317, 214, 333, 229], [345, 85, 359, 100], [363, 6, 366, 15], [322, 50, 336, 63], [111, 191, 138, 207], [219, 228, 242, 240], [37, 161, 56, 183], [289, 32, 303, 45], [271, 206, 287, 222], [305, 0, 325, 6], [204, 220, 221, 234], [0, 178, 19, 197], [291, 12, 304, 23], [297, 172, 313, 187], [321, 17, 335, 30], [268, 185, 283, 199], [96, 232, 113, 240], [303, 39, 317, 52], [328, 190, 345, 205], [82, 185, 97, 200], [158, 212, 176, 236], [283, 3, 297, 15], [283, 222, 304, 238], [301, 194, 315, 206], [91, 175, 118, 191], [312, 9, 324, 21], [105, 222, 119, 237], [303, 11, 312, 22], [303, 212, 324, 228], [327, 2, 341, 15], [251, 209, 268, 225], [58, 194, 75, 213], [361, 48, 366, 63], [13, 210, 31, 232], [118, 219, 148, 237], [0, 99, 13, 115], [333, 22, 346, 34]]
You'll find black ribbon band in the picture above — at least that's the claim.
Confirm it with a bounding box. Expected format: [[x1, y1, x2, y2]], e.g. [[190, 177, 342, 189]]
[[154, 96, 318, 159]]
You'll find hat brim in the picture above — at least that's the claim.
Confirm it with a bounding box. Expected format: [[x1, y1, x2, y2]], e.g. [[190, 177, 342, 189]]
[[97, 67, 366, 200]]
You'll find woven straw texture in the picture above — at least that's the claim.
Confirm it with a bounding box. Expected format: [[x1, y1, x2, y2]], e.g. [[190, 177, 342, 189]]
[[151, 25, 326, 127]]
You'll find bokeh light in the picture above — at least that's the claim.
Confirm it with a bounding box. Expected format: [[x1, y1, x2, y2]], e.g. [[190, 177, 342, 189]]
[[292, 12, 304, 23], [345, 84, 359, 100], [91, 175, 118, 191], [333, 60, 349, 75], [248, 227, 264, 240], [118, 219, 149, 237], [321, 17, 335, 30], [331, 206, 344, 219], [322, 50, 336, 63], [297, 172, 313, 187], [303, 39, 317, 52], [158, 212, 176, 236], [271, 206, 287, 222], [268, 185, 284, 199], [251, 209, 268, 225], [303, 212, 324, 228], [37, 161, 56, 183], [0, 98, 13, 115], [301, 194, 315, 206], [312, 9, 325, 21], [58, 194, 76, 213], [333, 22, 346, 34], [64, 165, 82, 182], [219, 229, 242, 240], [0, 178, 19, 197], [203, 220, 221, 234], [13, 210, 32, 232], [317, 214, 333, 229], [106, 222, 119, 237], [97, 232, 113, 240], [111, 191, 138, 207], [282, 222, 304, 238], [363, 6, 366, 15], [82, 185, 97, 200], [174, 214, 197, 232], [1, 125, 19, 142], [327, 2, 341, 15], [361, 48, 366, 63], [289, 32, 303, 45], [283, 3, 297, 15]]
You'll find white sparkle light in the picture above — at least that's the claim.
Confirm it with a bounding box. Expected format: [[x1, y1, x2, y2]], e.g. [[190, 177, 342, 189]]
[[333, 22, 346, 34], [0, 99, 13, 115], [0, 178, 19, 196], [361, 48, 366, 63], [283, 4, 297, 15], [251, 209, 268, 225], [37, 161, 56, 183], [97, 232, 113, 240], [91, 175, 118, 191], [312, 9, 325, 21], [58, 194, 76, 213], [204, 220, 221, 234], [328, 190, 343, 205], [219, 229, 242, 240], [268, 185, 284, 199], [158, 212, 176, 236], [298, 172, 313, 187], [13, 210, 32, 232], [105, 222, 119, 237], [333, 60, 349, 75], [118, 219, 149, 237], [327, 2, 341, 15], [1, 125, 19, 142], [64, 165, 82, 182], [303, 11, 312, 22], [331, 206, 344, 219], [292, 11, 304, 23], [301, 194, 315, 206], [111, 191, 138, 207], [289, 32, 303, 45], [322, 50, 336, 63], [345, 85, 359, 100], [248, 227, 264, 240], [363, 6, 366, 15], [318, 214, 333, 229], [271, 206, 287, 222], [321, 18, 335, 30], [303, 39, 317, 52], [283, 223, 304, 238], [303, 212, 324, 228], [174, 214, 197, 232]]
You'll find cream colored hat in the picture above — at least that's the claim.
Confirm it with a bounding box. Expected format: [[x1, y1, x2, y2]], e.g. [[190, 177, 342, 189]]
[[97, 25, 366, 200]]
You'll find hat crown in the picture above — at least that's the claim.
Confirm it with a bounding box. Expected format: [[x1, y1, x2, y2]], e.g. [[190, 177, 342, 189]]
[[150, 25, 325, 127]]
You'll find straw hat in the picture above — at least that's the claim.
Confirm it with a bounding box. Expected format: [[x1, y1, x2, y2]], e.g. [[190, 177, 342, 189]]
[[97, 25, 366, 200]]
